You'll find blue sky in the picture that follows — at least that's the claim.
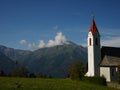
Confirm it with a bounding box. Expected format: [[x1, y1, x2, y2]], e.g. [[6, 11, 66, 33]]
[[0, 0, 120, 50]]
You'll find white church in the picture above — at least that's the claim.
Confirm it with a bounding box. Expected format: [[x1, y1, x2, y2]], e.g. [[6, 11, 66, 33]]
[[86, 17, 120, 82]]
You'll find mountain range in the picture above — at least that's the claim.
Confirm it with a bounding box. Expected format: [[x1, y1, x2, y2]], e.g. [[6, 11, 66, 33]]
[[0, 41, 87, 77], [0, 52, 16, 74]]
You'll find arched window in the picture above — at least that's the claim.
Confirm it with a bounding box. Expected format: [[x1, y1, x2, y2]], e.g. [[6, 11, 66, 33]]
[[95, 38, 98, 45], [89, 38, 91, 46]]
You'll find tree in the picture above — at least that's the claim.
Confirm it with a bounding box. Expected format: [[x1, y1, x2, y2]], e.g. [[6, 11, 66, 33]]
[[11, 66, 28, 77], [29, 73, 36, 78], [68, 61, 86, 80], [36, 73, 47, 78], [48, 74, 52, 78], [0, 70, 5, 76]]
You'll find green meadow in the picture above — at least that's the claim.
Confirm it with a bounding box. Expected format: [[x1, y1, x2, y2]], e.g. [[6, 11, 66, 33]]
[[0, 77, 118, 90]]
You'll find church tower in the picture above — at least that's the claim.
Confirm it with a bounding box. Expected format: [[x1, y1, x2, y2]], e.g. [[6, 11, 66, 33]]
[[86, 17, 101, 76]]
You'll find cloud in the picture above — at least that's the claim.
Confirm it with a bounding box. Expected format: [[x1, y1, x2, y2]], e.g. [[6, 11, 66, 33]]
[[27, 32, 68, 50], [46, 32, 68, 47], [46, 40, 55, 47], [38, 40, 46, 48], [102, 37, 120, 47], [19, 40, 27, 45], [100, 28, 120, 47], [28, 43, 38, 50]]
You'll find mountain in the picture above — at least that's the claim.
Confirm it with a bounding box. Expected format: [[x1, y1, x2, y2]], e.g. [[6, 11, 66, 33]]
[[22, 43, 87, 77], [0, 45, 31, 63], [0, 52, 16, 74], [0, 42, 87, 77]]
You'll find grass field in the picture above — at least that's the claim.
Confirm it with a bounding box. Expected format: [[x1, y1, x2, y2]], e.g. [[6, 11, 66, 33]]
[[0, 77, 118, 90]]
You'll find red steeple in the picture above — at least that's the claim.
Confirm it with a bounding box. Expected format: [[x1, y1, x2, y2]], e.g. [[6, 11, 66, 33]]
[[89, 17, 99, 35]]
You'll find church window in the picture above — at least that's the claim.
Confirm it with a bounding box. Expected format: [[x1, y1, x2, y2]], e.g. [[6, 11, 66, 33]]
[[95, 38, 98, 45], [89, 38, 91, 46]]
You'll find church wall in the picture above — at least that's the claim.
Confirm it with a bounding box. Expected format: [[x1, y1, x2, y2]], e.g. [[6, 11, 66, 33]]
[[88, 45, 94, 76], [100, 67, 110, 82], [93, 33, 101, 75], [87, 32, 101, 76], [100, 66, 118, 82], [110, 67, 118, 81], [87, 32, 95, 76]]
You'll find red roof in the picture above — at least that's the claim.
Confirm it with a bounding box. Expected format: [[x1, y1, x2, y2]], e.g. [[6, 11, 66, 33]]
[[89, 17, 99, 35]]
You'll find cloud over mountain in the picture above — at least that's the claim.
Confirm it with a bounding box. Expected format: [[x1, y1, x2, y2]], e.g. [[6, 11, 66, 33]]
[[20, 32, 69, 50], [46, 32, 68, 47], [19, 40, 27, 45]]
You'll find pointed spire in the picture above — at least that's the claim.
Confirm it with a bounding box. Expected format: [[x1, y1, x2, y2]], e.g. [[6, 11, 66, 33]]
[[89, 17, 99, 35]]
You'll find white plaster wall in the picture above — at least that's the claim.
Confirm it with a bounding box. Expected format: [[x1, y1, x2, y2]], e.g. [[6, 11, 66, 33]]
[[100, 67, 110, 82], [88, 46, 94, 76], [87, 32, 101, 76], [87, 32, 94, 76]]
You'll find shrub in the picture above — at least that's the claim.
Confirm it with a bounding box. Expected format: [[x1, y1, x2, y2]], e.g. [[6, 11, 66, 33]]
[[36, 73, 47, 78], [11, 66, 28, 77], [83, 76, 107, 86], [68, 61, 86, 80], [0, 70, 6, 76]]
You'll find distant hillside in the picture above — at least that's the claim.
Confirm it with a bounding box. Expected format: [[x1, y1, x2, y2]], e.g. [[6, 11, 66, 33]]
[[22, 43, 87, 77], [0, 45, 31, 63], [0, 52, 16, 74], [0, 42, 87, 77]]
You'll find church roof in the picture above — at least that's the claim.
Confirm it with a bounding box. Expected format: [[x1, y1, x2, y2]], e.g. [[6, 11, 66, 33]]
[[100, 55, 120, 66], [100, 46, 120, 67], [89, 17, 99, 35]]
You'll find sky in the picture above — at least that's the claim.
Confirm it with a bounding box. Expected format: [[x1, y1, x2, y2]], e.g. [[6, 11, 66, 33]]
[[0, 0, 120, 50]]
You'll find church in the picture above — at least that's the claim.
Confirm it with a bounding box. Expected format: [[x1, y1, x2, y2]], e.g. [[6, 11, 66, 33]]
[[86, 17, 120, 82]]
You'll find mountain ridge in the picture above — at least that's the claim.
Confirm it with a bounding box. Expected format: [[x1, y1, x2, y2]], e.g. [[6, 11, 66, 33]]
[[0, 52, 17, 74], [0, 41, 87, 77], [0, 45, 31, 63]]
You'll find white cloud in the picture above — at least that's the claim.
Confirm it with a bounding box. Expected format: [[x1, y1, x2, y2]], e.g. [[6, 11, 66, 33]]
[[19, 40, 27, 45], [46, 40, 55, 47], [38, 40, 46, 48], [102, 37, 120, 47], [99, 28, 120, 47], [28, 43, 37, 50], [46, 32, 68, 47], [55, 32, 66, 44], [27, 32, 69, 50]]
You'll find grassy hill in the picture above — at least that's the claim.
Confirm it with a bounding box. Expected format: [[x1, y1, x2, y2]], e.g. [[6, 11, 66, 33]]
[[0, 77, 118, 90]]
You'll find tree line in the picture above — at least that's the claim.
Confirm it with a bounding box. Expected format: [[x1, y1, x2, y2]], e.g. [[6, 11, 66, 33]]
[[0, 61, 108, 86], [0, 61, 86, 79], [0, 66, 52, 78]]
